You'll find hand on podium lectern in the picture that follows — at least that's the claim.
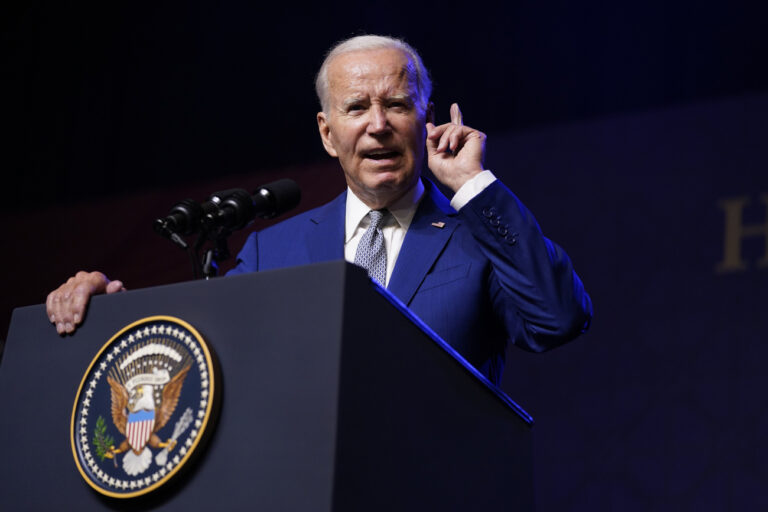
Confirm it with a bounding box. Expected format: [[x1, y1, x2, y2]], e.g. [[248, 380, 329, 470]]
[[46, 270, 125, 335]]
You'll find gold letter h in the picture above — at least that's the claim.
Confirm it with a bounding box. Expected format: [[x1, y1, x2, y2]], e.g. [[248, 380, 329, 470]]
[[716, 194, 768, 272]]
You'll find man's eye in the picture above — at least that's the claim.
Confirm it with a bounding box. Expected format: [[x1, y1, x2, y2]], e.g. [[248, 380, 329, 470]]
[[348, 104, 365, 112]]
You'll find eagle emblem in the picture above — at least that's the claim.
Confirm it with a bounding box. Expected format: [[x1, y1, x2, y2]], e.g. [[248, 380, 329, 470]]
[[105, 358, 191, 475], [71, 316, 218, 498]]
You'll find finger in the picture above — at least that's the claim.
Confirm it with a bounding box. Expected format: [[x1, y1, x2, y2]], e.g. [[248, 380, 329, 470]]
[[437, 125, 461, 153], [106, 280, 125, 294], [436, 127, 449, 152], [70, 284, 93, 325], [449, 127, 465, 152], [450, 103, 463, 125], [427, 122, 449, 140], [48, 291, 69, 333], [435, 125, 451, 152], [54, 300, 68, 334], [427, 124, 452, 155], [46, 291, 57, 323]]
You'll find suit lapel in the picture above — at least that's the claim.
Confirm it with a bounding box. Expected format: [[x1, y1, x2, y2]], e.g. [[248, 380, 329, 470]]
[[388, 180, 458, 305], [306, 191, 346, 263]]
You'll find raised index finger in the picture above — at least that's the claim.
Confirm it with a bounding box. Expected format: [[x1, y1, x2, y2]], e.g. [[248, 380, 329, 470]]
[[450, 103, 463, 125]]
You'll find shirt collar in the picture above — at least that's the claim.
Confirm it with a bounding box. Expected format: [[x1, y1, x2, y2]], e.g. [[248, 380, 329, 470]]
[[345, 179, 425, 243]]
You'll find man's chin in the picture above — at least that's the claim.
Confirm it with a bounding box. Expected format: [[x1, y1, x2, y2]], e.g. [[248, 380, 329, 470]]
[[368, 170, 417, 190], [353, 174, 419, 208]]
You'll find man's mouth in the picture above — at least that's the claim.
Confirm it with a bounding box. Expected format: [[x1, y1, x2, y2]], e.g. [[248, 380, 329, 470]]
[[363, 149, 401, 160]]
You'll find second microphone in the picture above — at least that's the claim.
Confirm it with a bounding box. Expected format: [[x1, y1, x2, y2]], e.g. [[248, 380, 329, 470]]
[[154, 178, 301, 240]]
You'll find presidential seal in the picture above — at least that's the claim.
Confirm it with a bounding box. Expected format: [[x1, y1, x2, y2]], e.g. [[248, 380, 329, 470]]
[[71, 316, 218, 498]]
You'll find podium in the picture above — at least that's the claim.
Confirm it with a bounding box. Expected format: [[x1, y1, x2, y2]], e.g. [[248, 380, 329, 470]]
[[0, 261, 534, 510]]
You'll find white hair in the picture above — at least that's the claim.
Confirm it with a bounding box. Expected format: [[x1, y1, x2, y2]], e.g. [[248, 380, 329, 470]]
[[315, 35, 432, 114]]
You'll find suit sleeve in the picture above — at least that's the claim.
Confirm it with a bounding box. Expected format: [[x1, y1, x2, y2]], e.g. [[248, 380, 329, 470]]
[[458, 179, 592, 352]]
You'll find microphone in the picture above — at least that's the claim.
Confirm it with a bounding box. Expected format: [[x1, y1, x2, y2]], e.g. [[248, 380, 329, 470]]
[[204, 178, 302, 230], [154, 179, 301, 248]]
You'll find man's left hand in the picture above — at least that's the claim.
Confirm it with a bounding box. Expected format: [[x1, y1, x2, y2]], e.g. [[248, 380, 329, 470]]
[[426, 103, 486, 193]]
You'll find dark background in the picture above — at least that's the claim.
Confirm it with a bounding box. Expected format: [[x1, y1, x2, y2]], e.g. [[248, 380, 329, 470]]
[[3, 1, 768, 509], [5, 1, 766, 212]]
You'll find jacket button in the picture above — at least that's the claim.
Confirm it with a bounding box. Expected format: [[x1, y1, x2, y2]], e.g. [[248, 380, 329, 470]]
[[482, 207, 496, 218], [497, 225, 508, 236], [489, 215, 501, 227]]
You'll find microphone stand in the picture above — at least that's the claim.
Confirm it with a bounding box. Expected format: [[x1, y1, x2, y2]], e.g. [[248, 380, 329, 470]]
[[154, 179, 300, 280], [194, 221, 232, 280], [157, 206, 235, 280], [200, 233, 230, 280]]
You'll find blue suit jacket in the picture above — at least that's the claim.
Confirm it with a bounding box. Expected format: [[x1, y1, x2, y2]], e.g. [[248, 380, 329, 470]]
[[228, 179, 592, 385]]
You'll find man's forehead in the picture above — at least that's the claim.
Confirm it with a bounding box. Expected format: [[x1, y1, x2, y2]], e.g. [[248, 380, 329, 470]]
[[327, 48, 417, 93]]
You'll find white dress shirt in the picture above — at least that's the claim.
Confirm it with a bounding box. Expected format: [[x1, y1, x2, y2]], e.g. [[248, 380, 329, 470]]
[[344, 171, 497, 287]]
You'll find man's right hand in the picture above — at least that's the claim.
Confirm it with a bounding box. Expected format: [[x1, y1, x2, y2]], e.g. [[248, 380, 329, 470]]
[[46, 271, 125, 334]]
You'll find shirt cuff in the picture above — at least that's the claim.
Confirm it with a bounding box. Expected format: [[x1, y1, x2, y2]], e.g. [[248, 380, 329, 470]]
[[449, 170, 497, 211]]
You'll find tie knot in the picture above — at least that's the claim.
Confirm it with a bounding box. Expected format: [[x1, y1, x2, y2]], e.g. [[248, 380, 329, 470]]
[[368, 209, 386, 228]]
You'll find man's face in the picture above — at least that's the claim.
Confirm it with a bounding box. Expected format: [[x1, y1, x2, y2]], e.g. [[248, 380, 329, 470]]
[[317, 48, 430, 209]]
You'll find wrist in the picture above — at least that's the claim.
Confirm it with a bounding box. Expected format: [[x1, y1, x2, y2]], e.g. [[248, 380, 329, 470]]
[[450, 170, 497, 210]]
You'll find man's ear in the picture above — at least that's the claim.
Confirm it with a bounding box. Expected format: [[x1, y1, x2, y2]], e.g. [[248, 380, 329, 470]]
[[317, 112, 338, 157], [425, 102, 435, 125]]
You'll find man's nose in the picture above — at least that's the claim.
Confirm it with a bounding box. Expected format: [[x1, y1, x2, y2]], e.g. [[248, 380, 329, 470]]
[[366, 105, 390, 134]]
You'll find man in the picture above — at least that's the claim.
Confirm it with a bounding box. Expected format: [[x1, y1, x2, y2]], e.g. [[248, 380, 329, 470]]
[[47, 35, 592, 385]]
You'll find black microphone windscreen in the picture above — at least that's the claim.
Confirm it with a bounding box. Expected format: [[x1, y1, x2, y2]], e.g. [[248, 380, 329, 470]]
[[257, 179, 301, 218]]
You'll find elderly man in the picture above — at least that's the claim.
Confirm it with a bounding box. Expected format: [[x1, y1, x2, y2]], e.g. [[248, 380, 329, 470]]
[[47, 35, 592, 385]]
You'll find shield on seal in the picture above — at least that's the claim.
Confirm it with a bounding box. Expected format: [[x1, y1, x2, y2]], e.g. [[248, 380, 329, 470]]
[[125, 410, 155, 452]]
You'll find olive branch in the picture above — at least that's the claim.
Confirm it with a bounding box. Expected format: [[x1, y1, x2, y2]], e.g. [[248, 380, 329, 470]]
[[92, 415, 115, 461]]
